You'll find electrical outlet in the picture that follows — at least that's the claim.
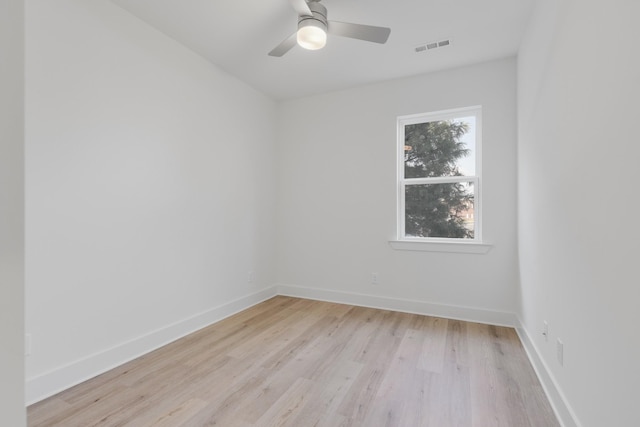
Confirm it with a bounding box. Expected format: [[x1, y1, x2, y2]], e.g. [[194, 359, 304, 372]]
[[542, 321, 549, 342], [25, 334, 31, 356], [557, 338, 564, 366], [371, 272, 379, 285], [247, 271, 254, 283]]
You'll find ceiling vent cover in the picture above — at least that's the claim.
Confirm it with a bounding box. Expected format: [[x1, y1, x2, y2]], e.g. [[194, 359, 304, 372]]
[[415, 38, 451, 53]]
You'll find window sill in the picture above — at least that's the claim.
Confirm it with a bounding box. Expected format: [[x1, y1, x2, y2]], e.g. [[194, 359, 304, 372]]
[[388, 240, 492, 254]]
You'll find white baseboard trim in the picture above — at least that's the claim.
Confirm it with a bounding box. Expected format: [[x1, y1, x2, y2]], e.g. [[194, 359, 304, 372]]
[[277, 284, 518, 327], [515, 323, 582, 427], [26, 286, 278, 406], [25, 285, 540, 408]]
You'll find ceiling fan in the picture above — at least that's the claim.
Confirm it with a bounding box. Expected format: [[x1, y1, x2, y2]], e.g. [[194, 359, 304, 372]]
[[268, 0, 391, 57]]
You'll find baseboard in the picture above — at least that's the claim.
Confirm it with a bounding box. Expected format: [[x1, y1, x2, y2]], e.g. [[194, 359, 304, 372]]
[[277, 284, 518, 327], [24, 284, 528, 406], [26, 286, 278, 405], [515, 323, 582, 427]]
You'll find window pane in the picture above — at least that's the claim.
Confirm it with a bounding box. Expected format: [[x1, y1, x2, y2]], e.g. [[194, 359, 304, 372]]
[[405, 182, 475, 239], [404, 116, 476, 178]]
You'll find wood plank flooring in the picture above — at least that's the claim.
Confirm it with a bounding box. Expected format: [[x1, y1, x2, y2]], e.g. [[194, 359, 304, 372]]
[[28, 296, 560, 427]]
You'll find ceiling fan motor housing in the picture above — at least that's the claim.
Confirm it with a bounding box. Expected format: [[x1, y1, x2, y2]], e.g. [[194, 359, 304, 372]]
[[298, 1, 328, 33]]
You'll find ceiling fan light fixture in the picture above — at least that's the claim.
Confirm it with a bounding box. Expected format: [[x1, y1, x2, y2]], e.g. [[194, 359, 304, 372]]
[[297, 19, 327, 50], [268, 0, 390, 57]]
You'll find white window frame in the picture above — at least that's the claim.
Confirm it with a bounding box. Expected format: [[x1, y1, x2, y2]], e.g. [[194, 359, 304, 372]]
[[393, 106, 487, 252]]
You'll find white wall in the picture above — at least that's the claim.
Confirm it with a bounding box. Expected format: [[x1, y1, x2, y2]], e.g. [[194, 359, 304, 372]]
[[25, 0, 277, 403], [0, 0, 26, 425], [277, 58, 519, 322], [518, 1, 640, 426]]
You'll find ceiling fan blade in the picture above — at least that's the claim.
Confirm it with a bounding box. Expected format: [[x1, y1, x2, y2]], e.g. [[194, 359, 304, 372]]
[[268, 32, 298, 57], [328, 21, 391, 44], [289, 0, 312, 16]]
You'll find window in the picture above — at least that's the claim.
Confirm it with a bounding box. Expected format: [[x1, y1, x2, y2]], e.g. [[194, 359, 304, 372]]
[[397, 106, 482, 243]]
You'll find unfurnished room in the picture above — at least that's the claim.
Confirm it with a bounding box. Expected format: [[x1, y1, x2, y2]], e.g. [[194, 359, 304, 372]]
[[1, 1, 639, 426]]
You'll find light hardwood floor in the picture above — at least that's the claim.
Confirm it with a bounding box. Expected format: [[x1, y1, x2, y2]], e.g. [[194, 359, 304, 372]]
[[28, 296, 560, 427]]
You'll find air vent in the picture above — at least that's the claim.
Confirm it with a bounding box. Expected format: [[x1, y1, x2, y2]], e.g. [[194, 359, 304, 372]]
[[415, 38, 451, 53]]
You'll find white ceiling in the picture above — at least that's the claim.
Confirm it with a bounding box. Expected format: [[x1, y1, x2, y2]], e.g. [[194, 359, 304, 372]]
[[111, 0, 535, 100]]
